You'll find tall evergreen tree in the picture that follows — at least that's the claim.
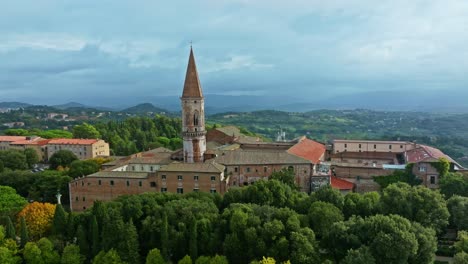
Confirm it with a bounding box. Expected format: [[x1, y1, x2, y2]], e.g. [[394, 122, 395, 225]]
[[189, 219, 198, 261], [118, 219, 140, 264], [4, 216, 16, 240], [52, 204, 67, 237], [90, 215, 100, 257], [66, 212, 75, 241], [76, 225, 89, 257], [20, 216, 29, 248], [161, 211, 169, 261]]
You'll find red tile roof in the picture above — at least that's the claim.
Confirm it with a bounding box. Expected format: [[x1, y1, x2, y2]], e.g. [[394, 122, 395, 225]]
[[405, 145, 456, 164], [0, 136, 28, 142], [330, 176, 354, 190], [288, 138, 326, 164], [48, 139, 99, 145]]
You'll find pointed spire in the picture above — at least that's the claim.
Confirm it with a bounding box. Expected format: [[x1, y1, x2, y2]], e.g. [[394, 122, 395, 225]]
[[182, 47, 203, 98]]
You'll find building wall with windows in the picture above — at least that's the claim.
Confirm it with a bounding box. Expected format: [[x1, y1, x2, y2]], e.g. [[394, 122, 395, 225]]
[[412, 162, 440, 189], [333, 140, 416, 154], [47, 139, 110, 160]]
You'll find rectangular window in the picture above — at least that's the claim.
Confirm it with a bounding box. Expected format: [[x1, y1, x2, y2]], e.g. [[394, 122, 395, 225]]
[[359, 144, 361, 148], [234, 167, 238, 173], [430, 176, 436, 184], [374, 144, 377, 149], [178, 175, 183, 181], [139, 181, 142, 187], [264, 167, 267, 173], [389, 145, 392, 149], [132, 166, 135, 171], [162, 175, 166, 180], [150, 182, 156, 187], [246, 167, 250, 173], [161, 188, 167, 193], [150, 166, 154, 172], [141, 166, 144, 171], [400, 145, 403, 149], [126, 181, 130, 187], [210, 189, 217, 193], [194, 176, 199, 181], [419, 166, 426, 172], [76, 196, 78, 201], [83, 197, 86, 201], [177, 188, 184, 194], [98, 180, 101, 185], [110, 180, 114, 186], [211, 176, 216, 181], [193, 188, 199, 192]]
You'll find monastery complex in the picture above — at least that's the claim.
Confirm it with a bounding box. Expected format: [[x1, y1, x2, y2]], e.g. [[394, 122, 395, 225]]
[[68, 48, 464, 212]]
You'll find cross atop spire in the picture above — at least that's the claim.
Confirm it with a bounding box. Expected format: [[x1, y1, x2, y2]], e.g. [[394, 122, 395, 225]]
[[182, 47, 203, 98]]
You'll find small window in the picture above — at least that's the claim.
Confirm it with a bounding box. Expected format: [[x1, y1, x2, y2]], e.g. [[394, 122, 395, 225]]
[[193, 188, 199, 192], [150, 166, 154, 172], [126, 181, 130, 187], [139, 181, 142, 187], [359, 144, 361, 148], [344, 143, 347, 148], [81, 181, 84, 186], [400, 145, 403, 149], [132, 166, 135, 171], [419, 166, 426, 172], [98, 180, 101, 185], [82, 197, 86, 201], [161, 187, 167, 193], [246, 167, 250, 173], [389, 145, 392, 149], [211, 176, 216, 181], [177, 188, 184, 194], [76, 196, 79, 201], [430, 176, 436, 184], [264, 167, 267, 173], [162, 175, 166, 180], [234, 167, 238, 173], [374, 144, 377, 149], [210, 189, 217, 193], [178, 175, 183, 181], [194, 175, 199, 181], [110, 180, 114, 186], [141, 166, 144, 171], [150, 182, 156, 187]]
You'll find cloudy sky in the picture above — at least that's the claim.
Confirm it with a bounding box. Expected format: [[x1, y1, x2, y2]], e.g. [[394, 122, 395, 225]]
[[1, 0, 467, 106]]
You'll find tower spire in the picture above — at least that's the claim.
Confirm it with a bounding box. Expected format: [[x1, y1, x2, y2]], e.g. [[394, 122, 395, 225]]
[[182, 47, 203, 98]]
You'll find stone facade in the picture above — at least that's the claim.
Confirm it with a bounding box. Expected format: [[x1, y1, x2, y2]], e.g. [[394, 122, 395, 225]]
[[47, 139, 110, 160]]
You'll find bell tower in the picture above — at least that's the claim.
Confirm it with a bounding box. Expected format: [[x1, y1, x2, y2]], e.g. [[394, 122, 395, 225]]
[[181, 47, 206, 163]]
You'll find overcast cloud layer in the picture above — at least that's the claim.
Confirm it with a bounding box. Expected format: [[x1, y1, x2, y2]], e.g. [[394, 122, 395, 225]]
[[1, 0, 467, 106]]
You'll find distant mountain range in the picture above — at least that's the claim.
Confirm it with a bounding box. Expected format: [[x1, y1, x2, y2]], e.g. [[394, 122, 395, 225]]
[[2, 89, 468, 114]]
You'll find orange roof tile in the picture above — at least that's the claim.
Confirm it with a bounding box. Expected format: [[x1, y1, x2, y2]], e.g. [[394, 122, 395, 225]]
[[330, 176, 354, 190], [48, 138, 99, 145], [288, 138, 326, 164], [0, 136, 28, 142]]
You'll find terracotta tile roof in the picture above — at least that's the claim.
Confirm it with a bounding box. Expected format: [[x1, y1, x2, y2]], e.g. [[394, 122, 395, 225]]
[[182, 47, 203, 98], [214, 149, 311, 165], [10, 137, 48, 145], [128, 153, 173, 165], [79, 171, 149, 179], [330, 176, 354, 190], [288, 138, 326, 164], [405, 145, 457, 164], [0, 136, 27, 142], [158, 161, 225, 173], [48, 138, 99, 145]]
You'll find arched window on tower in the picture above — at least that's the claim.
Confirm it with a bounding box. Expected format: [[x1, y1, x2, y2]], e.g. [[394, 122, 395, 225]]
[[194, 111, 199, 126], [185, 113, 191, 126]]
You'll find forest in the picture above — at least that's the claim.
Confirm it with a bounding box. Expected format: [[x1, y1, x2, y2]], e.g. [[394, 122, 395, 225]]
[[2, 168, 468, 263]]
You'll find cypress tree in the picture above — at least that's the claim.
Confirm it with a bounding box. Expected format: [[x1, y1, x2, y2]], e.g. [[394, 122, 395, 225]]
[[20, 216, 29, 248], [90, 215, 100, 257], [5, 216, 16, 240], [189, 219, 198, 261], [118, 219, 140, 264], [66, 212, 75, 241], [77, 224, 89, 257], [161, 212, 169, 261], [52, 204, 67, 237]]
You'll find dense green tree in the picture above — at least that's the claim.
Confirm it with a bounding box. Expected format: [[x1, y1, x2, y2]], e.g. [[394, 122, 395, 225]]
[[341, 246, 376, 264], [0, 161, 4, 173], [440, 173, 468, 197], [52, 204, 67, 237], [24, 148, 39, 168], [90, 215, 100, 257], [409, 222, 437, 264], [68, 160, 100, 178], [20, 216, 29, 248], [195, 255, 228, 264], [0, 246, 21, 264], [49, 150, 78, 169], [72, 123, 101, 139], [76, 225, 89, 257], [0, 150, 28, 170], [92, 249, 126, 264], [118, 219, 140, 264], [178, 255, 192, 264], [381, 182, 449, 233], [61, 244, 84, 264], [65, 213, 75, 241], [343, 192, 380, 219], [23, 238, 60, 264], [311, 185, 344, 209], [455, 230, 468, 253], [189, 219, 198, 261], [0, 186, 27, 217], [454, 251, 468, 264], [447, 195, 468, 230], [146, 248, 165, 264], [308, 201, 343, 238], [270, 168, 297, 189], [3, 216, 16, 240]]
